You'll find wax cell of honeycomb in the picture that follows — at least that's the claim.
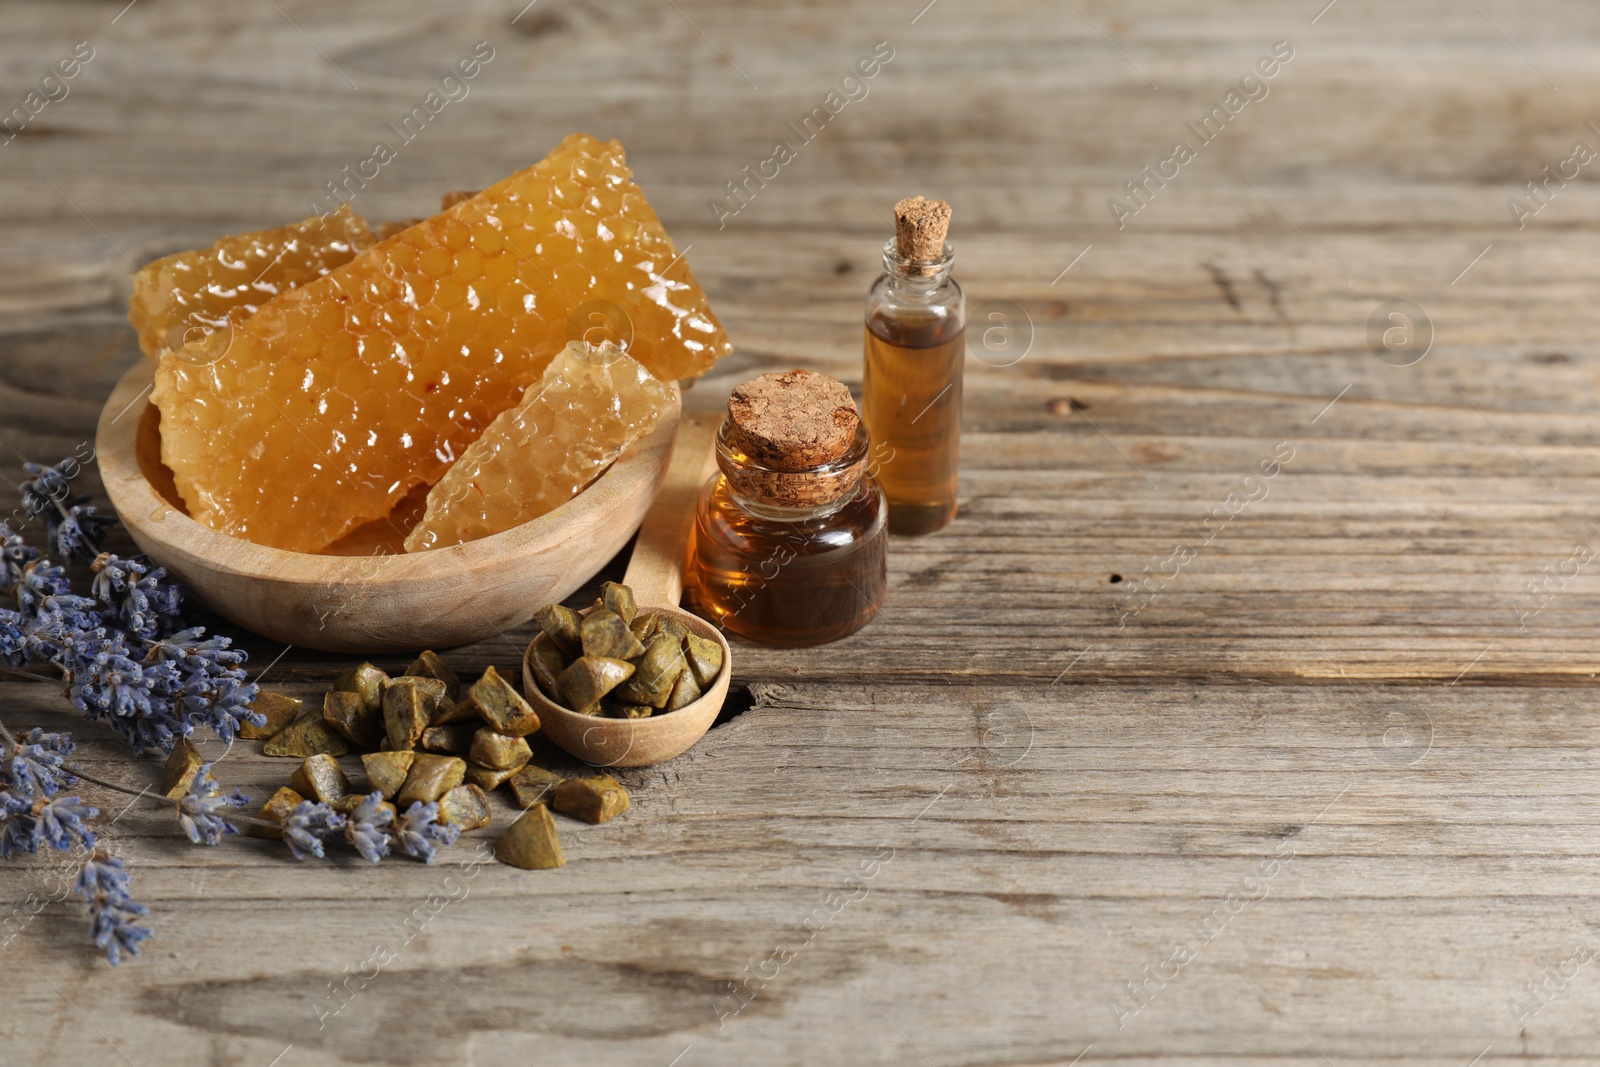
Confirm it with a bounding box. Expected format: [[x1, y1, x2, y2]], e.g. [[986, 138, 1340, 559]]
[[152, 133, 732, 554], [405, 341, 675, 551], [129, 204, 375, 361]]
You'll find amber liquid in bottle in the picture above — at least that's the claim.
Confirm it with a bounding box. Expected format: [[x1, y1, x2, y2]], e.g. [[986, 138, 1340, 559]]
[[688, 477, 887, 648], [863, 307, 964, 535]]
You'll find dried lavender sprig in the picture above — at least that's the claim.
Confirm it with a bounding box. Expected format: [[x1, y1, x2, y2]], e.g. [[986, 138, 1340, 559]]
[[0, 722, 95, 858], [90, 553, 184, 641], [18, 460, 73, 516], [52, 505, 112, 565], [3, 468, 262, 755], [395, 801, 461, 864], [6, 727, 74, 796], [0, 721, 141, 965], [146, 628, 261, 744], [0, 460, 473, 965], [177, 765, 249, 846], [283, 801, 348, 860], [0, 521, 39, 588], [61, 623, 263, 756], [0, 792, 97, 857], [0, 725, 273, 839], [75, 853, 150, 966], [1, 723, 461, 866], [344, 793, 394, 863], [19, 460, 109, 564], [37, 796, 97, 852], [13, 558, 98, 627], [0, 458, 463, 966]]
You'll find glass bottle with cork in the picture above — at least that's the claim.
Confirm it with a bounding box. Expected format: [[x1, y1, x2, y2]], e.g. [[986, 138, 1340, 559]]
[[686, 370, 887, 647], [862, 195, 964, 536]]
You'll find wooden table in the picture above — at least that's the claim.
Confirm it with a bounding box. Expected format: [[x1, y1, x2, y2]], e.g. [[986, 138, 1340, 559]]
[[2, 1, 1597, 1063]]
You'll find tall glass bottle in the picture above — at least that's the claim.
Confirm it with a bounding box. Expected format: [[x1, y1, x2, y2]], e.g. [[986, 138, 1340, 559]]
[[862, 197, 964, 536]]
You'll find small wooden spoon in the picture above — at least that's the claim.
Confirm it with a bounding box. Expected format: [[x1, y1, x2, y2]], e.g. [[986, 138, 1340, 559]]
[[523, 412, 729, 767]]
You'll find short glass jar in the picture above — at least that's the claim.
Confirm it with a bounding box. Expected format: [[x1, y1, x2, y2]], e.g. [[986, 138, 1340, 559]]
[[686, 417, 887, 647]]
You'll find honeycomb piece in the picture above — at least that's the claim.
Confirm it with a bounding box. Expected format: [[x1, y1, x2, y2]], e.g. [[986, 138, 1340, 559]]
[[152, 133, 730, 553], [405, 342, 674, 550], [129, 204, 375, 361]]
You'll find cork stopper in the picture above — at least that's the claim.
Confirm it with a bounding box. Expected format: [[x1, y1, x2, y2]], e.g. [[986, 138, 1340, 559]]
[[722, 370, 866, 509], [894, 196, 952, 274], [726, 370, 859, 470]]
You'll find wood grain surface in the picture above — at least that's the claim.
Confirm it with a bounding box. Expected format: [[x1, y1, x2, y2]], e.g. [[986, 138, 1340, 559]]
[[2, 0, 1598, 1064]]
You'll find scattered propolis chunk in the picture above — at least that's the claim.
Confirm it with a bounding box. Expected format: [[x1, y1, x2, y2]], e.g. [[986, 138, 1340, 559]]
[[263, 712, 349, 758], [430, 696, 481, 727], [332, 793, 391, 819], [383, 684, 431, 752], [130, 205, 375, 362], [383, 675, 449, 715], [323, 690, 384, 750], [466, 763, 520, 791], [362, 751, 415, 800], [494, 803, 565, 869], [161, 739, 204, 799], [403, 342, 674, 550], [291, 753, 351, 804], [381, 676, 447, 752], [534, 605, 582, 656], [152, 133, 729, 553], [467, 665, 541, 737], [249, 786, 305, 840], [333, 663, 389, 715], [468, 727, 532, 772], [506, 765, 563, 809], [397, 753, 467, 807], [552, 774, 630, 824], [405, 650, 460, 701], [240, 690, 304, 740], [438, 784, 492, 830], [421, 722, 477, 754]]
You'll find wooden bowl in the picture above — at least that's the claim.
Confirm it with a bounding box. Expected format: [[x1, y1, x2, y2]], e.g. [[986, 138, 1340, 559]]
[[94, 359, 681, 653], [521, 605, 731, 767]]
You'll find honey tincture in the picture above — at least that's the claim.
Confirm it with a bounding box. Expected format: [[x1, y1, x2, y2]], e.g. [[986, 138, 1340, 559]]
[[686, 370, 888, 647], [862, 195, 964, 536]]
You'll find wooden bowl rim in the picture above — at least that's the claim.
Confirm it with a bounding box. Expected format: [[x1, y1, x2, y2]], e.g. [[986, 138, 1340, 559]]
[[521, 604, 731, 760], [96, 358, 682, 585]]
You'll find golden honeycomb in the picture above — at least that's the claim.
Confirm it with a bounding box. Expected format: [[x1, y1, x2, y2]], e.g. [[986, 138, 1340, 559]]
[[152, 133, 731, 553], [130, 205, 374, 361], [405, 341, 675, 551]]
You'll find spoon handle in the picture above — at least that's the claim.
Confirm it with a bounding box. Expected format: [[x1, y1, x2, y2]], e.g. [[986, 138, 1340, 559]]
[[621, 412, 720, 608]]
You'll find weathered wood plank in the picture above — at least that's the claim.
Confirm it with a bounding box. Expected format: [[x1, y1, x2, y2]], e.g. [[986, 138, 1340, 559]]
[[5, 683, 1600, 1066]]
